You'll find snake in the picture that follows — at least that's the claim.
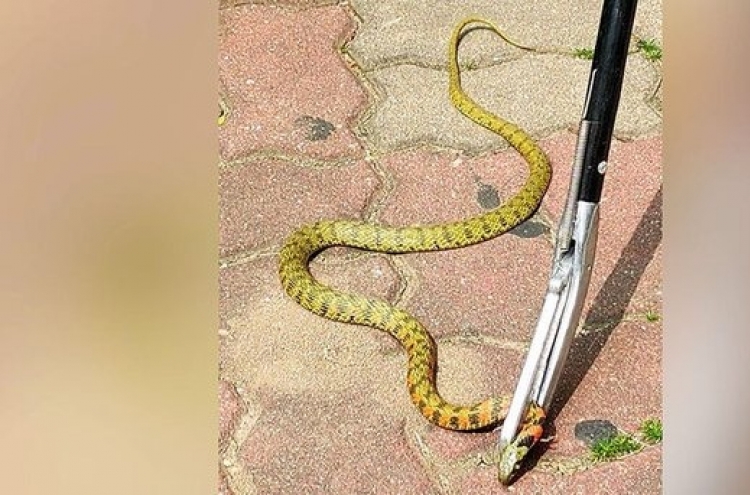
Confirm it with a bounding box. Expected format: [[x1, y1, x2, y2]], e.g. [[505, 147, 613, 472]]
[[278, 17, 552, 484]]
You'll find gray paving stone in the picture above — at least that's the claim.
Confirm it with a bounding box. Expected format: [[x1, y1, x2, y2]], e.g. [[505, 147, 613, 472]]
[[348, 0, 662, 70], [358, 55, 660, 155]]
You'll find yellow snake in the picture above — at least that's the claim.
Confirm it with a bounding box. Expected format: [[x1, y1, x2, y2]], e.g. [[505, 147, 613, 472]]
[[278, 18, 552, 483]]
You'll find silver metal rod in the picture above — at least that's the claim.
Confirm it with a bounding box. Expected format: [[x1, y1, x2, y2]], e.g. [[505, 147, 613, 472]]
[[497, 257, 572, 450], [536, 201, 599, 409]]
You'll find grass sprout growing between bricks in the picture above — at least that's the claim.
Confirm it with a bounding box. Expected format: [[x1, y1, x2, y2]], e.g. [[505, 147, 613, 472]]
[[573, 48, 594, 60], [639, 418, 663, 443], [590, 433, 642, 461], [590, 418, 662, 462], [644, 309, 661, 322], [636, 39, 662, 61]]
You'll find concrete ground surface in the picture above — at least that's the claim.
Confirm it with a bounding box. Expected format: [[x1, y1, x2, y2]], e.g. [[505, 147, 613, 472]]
[[218, 1, 662, 493]]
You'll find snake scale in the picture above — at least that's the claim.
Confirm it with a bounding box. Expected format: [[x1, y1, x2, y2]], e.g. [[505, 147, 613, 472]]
[[278, 18, 552, 483]]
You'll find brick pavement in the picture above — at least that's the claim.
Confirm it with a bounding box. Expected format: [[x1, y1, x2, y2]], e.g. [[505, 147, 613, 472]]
[[218, 1, 662, 493]]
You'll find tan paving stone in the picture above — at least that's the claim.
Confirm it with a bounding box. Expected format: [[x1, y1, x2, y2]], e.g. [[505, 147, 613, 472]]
[[359, 55, 659, 155], [349, 0, 662, 69], [349, 0, 601, 70]]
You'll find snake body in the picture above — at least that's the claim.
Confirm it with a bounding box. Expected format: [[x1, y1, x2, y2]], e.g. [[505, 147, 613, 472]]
[[278, 18, 552, 482]]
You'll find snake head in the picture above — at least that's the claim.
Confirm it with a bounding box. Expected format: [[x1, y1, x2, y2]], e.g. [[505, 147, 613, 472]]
[[497, 442, 530, 485], [497, 402, 546, 485]]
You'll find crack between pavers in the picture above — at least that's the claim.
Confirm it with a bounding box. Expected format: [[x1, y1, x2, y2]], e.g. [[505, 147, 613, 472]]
[[219, 5, 370, 169], [361, 157, 394, 223], [353, 48, 583, 75], [404, 419, 459, 495], [533, 441, 661, 477], [354, 150, 423, 311], [221, 380, 262, 495], [358, 116, 580, 159], [340, 6, 652, 161], [579, 310, 661, 334], [220, 1, 343, 13], [437, 333, 530, 353], [387, 255, 419, 310], [350, 45, 655, 76], [444, 436, 661, 483], [220, 245, 279, 269], [338, 32, 384, 156], [219, 151, 362, 170], [345, 50, 662, 152]]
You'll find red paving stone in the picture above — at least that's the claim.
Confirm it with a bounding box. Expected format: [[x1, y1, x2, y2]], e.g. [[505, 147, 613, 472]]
[[219, 5, 366, 162], [550, 319, 662, 457], [240, 390, 436, 494], [219, 380, 244, 453], [374, 148, 553, 342], [378, 148, 532, 228], [218, 158, 378, 257], [422, 426, 497, 462], [219, 252, 400, 326], [402, 239, 551, 343], [540, 134, 663, 325]]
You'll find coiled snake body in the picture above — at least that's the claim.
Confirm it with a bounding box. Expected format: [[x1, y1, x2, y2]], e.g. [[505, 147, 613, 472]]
[[279, 18, 551, 483]]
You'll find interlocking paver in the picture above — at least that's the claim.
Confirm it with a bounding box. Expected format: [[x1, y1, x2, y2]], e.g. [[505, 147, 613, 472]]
[[376, 148, 533, 227], [373, 148, 552, 341], [239, 390, 436, 494], [400, 238, 550, 343], [542, 135, 663, 324], [359, 55, 659, 155], [218, 253, 401, 343], [551, 319, 662, 454], [349, 0, 662, 70], [218, 158, 378, 258], [219, 5, 366, 162]]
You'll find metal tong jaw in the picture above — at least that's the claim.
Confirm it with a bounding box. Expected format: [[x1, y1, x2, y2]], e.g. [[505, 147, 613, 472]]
[[497, 121, 602, 476], [494, 0, 639, 480]]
